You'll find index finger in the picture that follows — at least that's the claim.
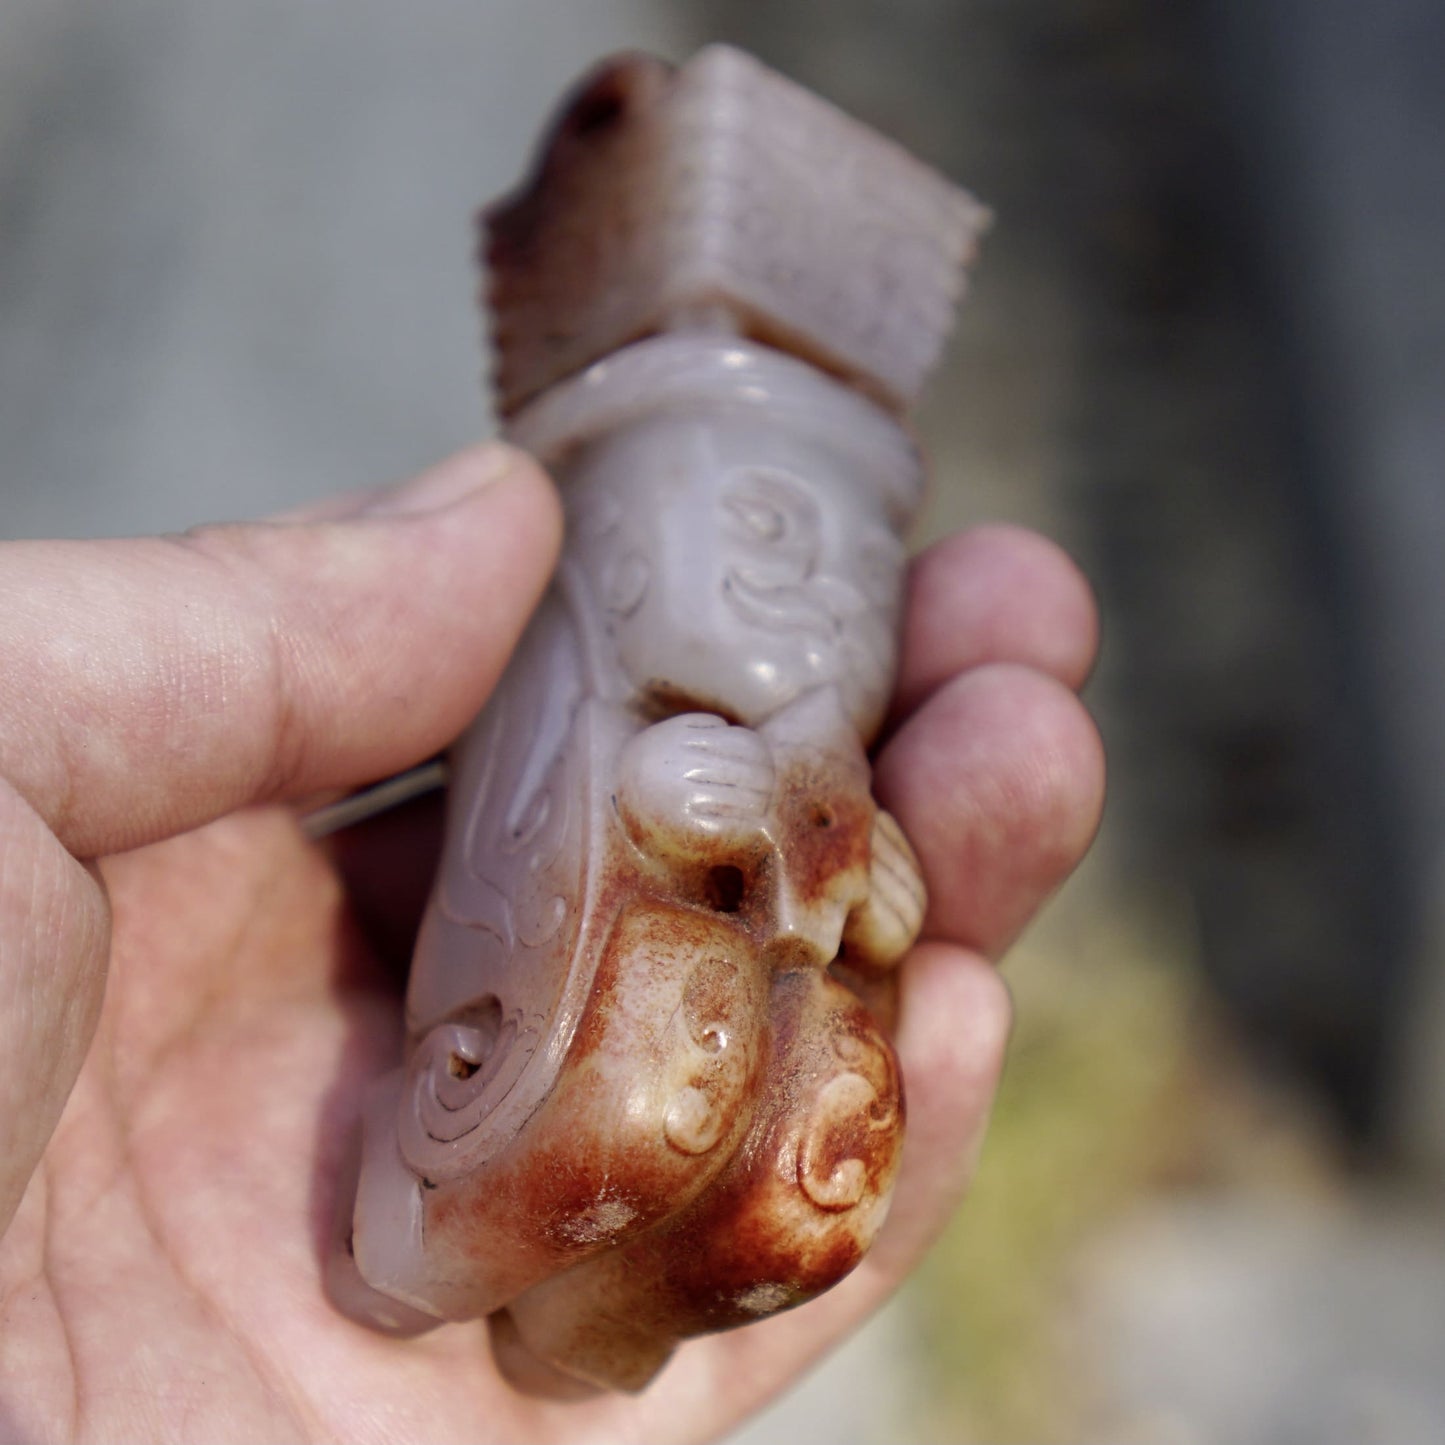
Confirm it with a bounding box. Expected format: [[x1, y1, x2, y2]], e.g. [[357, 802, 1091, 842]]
[[892, 524, 1099, 727]]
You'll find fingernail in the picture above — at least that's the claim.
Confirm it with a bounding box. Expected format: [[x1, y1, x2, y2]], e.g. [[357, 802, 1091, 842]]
[[359, 443, 521, 518]]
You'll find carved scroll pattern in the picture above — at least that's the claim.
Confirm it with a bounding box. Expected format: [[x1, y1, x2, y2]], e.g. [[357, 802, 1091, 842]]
[[796, 1019, 901, 1213], [400, 591, 601, 1180]]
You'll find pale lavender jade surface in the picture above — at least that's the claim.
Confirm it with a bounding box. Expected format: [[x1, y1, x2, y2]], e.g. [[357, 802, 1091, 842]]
[[327, 44, 987, 1394]]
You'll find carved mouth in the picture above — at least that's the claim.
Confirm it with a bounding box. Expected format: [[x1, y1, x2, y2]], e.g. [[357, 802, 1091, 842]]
[[723, 567, 841, 641]]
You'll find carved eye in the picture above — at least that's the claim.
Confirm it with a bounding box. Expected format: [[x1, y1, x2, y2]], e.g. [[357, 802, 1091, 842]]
[[725, 491, 787, 542], [721, 467, 819, 553]]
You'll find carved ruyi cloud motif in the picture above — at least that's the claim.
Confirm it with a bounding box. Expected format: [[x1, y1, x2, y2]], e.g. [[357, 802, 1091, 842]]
[[326, 45, 985, 1392]]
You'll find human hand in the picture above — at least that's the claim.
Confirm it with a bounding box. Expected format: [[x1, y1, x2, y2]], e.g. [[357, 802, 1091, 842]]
[[0, 444, 1101, 1443]]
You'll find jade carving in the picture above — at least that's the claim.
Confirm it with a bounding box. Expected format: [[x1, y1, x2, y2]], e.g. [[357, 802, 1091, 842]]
[[327, 44, 987, 1394]]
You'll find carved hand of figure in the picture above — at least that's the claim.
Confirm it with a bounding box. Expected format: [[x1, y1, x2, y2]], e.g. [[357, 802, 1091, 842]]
[[616, 713, 776, 861], [0, 447, 1102, 1443], [842, 809, 929, 972]]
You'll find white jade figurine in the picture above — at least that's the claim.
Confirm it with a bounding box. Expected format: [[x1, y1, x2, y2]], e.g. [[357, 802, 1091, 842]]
[[327, 44, 988, 1394]]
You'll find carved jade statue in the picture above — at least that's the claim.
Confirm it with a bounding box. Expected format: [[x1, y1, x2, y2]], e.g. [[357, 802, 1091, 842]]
[[328, 44, 987, 1394]]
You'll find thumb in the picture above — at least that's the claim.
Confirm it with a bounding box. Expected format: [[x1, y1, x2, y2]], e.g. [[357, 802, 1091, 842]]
[[0, 442, 561, 859]]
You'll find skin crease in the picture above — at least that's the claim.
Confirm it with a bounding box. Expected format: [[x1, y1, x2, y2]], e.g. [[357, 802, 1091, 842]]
[[0, 444, 1102, 1445]]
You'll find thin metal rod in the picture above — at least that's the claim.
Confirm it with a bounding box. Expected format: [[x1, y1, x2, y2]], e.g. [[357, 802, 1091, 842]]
[[301, 758, 450, 839]]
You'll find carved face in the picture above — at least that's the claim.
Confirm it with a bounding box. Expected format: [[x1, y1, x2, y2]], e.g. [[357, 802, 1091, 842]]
[[566, 412, 907, 738]]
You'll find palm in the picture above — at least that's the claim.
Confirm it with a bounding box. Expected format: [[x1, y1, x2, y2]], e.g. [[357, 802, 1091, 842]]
[[10, 809, 965, 1444]]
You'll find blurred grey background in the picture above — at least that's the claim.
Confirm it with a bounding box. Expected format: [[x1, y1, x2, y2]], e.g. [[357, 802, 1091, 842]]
[[3, 1, 1443, 1440]]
